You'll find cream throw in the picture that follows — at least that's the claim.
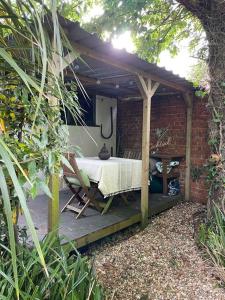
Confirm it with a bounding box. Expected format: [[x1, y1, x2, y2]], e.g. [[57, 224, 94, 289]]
[[76, 157, 142, 197]]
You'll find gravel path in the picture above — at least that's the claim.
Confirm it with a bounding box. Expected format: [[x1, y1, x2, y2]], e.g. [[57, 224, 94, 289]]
[[90, 202, 225, 300]]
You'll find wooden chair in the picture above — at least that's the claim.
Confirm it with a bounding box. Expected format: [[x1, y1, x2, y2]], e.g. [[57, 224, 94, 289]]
[[123, 149, 141, 160], [61, 153, 99, 219]]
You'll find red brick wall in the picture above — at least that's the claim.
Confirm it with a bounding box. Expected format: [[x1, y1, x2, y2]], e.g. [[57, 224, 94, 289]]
[[117, 95, 210, 203], [190, 97, 210, 203]]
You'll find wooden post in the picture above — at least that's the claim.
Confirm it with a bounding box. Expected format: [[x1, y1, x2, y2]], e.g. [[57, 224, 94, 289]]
[[47, 39, 61, 234], [48, 173, 60, 233], [47, 45, 78, 233], [141, 92, 151, 227], [184, 93, 193, 201], [137, 76, 159, 227]]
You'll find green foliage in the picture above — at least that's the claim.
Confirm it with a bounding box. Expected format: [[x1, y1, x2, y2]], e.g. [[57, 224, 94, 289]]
[[74, 0, 204, 63], [0, 0, 84, 297], [58, 0, 94, 22], [0, 0, 81, 221], [195, 89, 208, 98], [191, 165, 206, 181], [199, 205, 225, 284], [188, 59, 209, 87], [198, 223, 208, 245], [0, 235, 104, 299]]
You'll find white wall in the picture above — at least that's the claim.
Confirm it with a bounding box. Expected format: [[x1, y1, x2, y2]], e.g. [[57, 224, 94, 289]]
[[66, 95, 117, 157]]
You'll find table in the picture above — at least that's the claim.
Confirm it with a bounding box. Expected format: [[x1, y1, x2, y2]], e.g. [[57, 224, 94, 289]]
[[76, 157, 143, 198], [151, 153, 185, 195]]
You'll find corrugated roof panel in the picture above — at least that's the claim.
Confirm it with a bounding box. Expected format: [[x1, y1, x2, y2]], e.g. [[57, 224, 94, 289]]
[[57, 16, 195, 92]]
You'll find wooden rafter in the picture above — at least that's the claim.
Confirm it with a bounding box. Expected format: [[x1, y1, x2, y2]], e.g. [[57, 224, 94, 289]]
[[65, 70, 135, 84], [70, 42, 189, 93], [65, 72, 140, 96]]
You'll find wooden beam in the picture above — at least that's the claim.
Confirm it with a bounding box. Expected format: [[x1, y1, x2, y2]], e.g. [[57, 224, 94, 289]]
[[70, 41, 189, 93], [74, 213, 141, 249], [184, 92, 193, 201], [137, 76, 159, 227], [137, 75, 149, 98], [65, 72, 139, 96], [65, 70, 135, 85], [47, 40, 60, 234], [150, 82, 160, 97], [141, 94, 151, 227], [48, 173, 60, 233]]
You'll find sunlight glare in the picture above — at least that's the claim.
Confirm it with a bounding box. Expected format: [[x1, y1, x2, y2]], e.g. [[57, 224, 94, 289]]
[[112, 31, 136, 53], [82, 5, 104, 23]]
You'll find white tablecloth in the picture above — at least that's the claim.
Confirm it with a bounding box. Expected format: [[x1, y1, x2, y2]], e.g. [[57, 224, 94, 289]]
[[76, 157, 142, 197]]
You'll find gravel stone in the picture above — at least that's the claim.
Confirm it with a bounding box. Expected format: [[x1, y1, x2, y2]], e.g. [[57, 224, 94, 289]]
[[90, 202, 225, 300]]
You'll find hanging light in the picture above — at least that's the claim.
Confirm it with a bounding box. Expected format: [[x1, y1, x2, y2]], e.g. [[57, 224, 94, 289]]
[[96, 79, 101, 85], [115, 84, 120, 89]]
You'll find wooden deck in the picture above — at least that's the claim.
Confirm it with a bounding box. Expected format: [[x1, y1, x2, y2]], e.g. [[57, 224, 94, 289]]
[[18, 190, 182, 248]]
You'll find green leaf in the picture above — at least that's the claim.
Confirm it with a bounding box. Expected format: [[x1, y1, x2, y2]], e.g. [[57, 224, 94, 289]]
[[0, 142, 48, 278], [30, 181, 38, 199], [0, 48, 40, 93], [0, 139, 32, 186], [38, 181, 52, 198], [79, 170, 90, 188], [0, 167, 19, 298], [28, 160, 37, 181], [60, 155, 74, 172], [213, 118, 221, 123]]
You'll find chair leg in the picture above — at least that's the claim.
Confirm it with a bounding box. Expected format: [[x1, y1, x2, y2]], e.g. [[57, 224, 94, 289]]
[[76, 188, 100, 218], [61, 194, 76, 213], [76, 199, 91, 219]]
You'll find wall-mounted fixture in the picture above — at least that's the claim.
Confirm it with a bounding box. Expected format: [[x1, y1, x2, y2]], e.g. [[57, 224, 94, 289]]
[[100, 106, 114, 139]]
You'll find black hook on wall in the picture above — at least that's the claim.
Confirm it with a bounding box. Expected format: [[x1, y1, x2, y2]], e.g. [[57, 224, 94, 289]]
[[100, 106, 113, 139]]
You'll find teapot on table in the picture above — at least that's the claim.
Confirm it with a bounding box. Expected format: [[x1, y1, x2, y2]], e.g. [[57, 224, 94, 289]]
[[98, 144, 111, 160]]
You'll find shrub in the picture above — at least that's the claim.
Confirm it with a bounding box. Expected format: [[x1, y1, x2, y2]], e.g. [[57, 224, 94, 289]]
[[0, 235, 104, 299], [199, 204, 225, 285]]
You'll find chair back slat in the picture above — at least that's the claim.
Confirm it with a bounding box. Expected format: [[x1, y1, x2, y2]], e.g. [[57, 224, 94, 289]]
[[123, 149, 141, 160]]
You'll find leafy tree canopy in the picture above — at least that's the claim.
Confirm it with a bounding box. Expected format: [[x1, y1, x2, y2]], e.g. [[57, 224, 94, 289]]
[[61, 0, 206, 65]]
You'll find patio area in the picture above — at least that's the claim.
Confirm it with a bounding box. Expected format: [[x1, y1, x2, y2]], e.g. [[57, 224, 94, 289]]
[[16, 16, 200, 249], [16, 16, 206, 249], [18, 190, 182, 248]]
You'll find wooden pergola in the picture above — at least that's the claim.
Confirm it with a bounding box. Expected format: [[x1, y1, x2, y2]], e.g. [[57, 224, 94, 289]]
[[47, 16, 194, 233]]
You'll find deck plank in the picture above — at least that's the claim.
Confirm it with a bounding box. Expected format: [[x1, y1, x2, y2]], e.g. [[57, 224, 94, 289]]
[[18, 190, 182, 248]]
